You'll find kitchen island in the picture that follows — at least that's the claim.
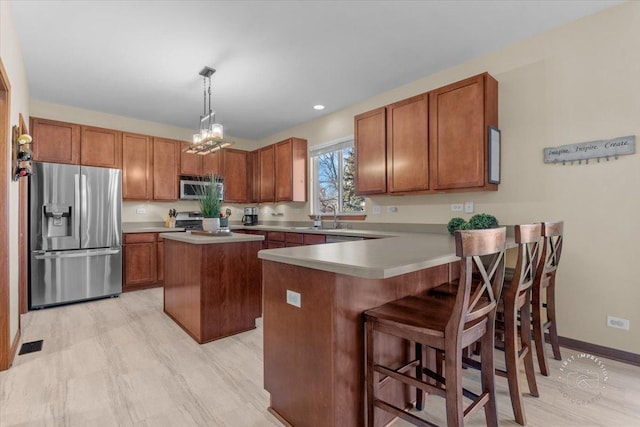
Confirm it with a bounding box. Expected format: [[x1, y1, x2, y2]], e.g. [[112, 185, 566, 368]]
[[161, 232, 264, 344], [258, 233, 510, 427]]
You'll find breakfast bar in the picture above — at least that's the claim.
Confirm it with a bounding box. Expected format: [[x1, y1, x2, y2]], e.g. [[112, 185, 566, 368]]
[[258, 234, 466, 427], [161, 232, 264, 344]]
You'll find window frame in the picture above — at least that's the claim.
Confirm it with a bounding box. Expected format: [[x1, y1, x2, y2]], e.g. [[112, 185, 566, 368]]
[[310, 136, 364, 216]]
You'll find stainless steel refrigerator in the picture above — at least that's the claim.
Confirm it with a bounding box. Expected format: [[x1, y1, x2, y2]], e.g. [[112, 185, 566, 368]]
[[30, 162, 122, 309]]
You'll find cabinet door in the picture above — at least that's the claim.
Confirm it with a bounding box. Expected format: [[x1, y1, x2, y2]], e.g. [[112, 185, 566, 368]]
[[153, 138, 179, 200], [202, 150, 222, 176], [122, 132, 152, 200], [180, 141, 202, 176], [354, 108, 387, 195], [429, 73, 496, 190], [249, 150, 260, 203], [259, 145, 275, 202], [123, 242, 157, 289], [222, 149, 248, 203], [31, 117, 80, 164], [275, 138, 307, 202], [80, 126, 122, 168], [387, 94, 429, 193], [156, 239, 164, 284]]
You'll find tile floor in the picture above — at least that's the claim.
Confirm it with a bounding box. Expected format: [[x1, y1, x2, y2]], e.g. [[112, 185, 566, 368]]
[[1, 288, 639, 426]]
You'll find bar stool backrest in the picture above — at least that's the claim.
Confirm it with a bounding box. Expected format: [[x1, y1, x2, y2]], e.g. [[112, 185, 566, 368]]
[[536, 221, 564, 288]]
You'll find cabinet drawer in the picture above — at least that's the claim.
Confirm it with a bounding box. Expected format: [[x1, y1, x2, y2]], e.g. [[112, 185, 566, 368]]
[[266, 241, 285, 249], [285, 233, 304, 244], [267, 231, 285, 242], [124, 233, 156, 244], [303, 234, 326, 245]]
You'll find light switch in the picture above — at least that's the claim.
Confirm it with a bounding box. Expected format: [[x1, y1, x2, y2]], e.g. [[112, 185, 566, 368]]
[[464, 201, 474, 213], [286, 290, 301, 308]]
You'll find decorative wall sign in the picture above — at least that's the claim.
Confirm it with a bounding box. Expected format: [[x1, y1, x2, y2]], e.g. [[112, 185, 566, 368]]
[[544, 135, 635, 165]]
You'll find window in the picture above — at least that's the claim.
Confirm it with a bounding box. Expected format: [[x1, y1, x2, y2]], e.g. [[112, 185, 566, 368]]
[[311, 137, 364, 214]]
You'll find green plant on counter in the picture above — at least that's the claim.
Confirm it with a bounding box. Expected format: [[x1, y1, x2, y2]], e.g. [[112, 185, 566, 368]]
[[447, 217, 467, 235], [197, 173, 222, 218], [447, 213, 499, 235], [468, 213, 499, 230]]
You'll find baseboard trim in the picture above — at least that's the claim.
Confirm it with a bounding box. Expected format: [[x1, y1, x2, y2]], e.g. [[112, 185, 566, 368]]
[[554, 334, 640, 367], [9, 328, 21, 367]]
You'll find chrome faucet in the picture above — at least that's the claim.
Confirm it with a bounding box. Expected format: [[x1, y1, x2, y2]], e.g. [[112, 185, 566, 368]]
[[328, 204, 340, 229]]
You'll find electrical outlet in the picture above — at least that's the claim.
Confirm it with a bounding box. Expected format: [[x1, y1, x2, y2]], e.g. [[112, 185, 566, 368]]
[[451, 203, 463, 212], [135, 208, 146, 214], [464, 201, 474, 213], [372, 205, 381, 215], [286, 290, 301, 308], [387, 206, 398, 213], [607, 316, 630, 330]]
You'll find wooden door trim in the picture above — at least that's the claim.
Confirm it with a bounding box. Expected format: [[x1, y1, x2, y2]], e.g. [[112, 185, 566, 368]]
[[0, 57, 15, 371]]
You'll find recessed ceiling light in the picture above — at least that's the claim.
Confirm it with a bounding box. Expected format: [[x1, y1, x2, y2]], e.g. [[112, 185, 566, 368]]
[[313, 104, 325, 111]]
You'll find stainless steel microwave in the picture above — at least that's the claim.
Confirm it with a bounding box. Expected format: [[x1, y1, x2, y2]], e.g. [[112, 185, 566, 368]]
[[179, 178, 224, 201]]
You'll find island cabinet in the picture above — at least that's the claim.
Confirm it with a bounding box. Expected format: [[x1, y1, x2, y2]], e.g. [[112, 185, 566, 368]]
[[354, 107, 387, 195], [162, 234, 263, 344], [275, 137, 307, 202], [80, 125, 122, 169], [122, 132, 153, 200], [30, 117, 81, 165], [262, 260, 450, 427], [429, 73, 498, 191], [152, 137, 179, 200]]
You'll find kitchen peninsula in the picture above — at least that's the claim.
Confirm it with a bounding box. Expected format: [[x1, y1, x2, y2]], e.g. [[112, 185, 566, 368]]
[[161, 232, 264, 344], [259, 234, 467, 427]]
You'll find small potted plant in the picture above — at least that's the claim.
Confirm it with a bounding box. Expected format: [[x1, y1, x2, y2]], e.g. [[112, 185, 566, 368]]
[[197, 173, 222, 232]]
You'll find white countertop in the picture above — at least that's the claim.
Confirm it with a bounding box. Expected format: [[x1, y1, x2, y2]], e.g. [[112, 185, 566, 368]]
[[159, 232, 264, 245], [123, 224, 185, 233], [258, 233, 461, 279], [230, 224, 403, 239]]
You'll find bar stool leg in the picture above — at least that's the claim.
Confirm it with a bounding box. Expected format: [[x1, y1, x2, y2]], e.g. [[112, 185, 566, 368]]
[[481, 319, 499, 427], [365, 320, 375, 427], [546, 280, 562, 360], [444, 347, 464, 427], [521, 296, 539, 397], [532, 287, 550, 376], [504, 298, 526, 425], [415, 343, 425, 411]]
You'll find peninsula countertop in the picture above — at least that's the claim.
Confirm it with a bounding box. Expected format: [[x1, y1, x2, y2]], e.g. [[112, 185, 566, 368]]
[[258, 232, 515, 280]]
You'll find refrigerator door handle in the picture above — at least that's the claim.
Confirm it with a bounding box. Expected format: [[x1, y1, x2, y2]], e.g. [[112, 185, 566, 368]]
[[34, 249, 120, 260], [73, 173, 81, 244], [80, 173, 88, 245]]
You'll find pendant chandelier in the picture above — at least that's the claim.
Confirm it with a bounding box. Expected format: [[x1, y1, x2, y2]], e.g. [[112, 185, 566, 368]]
[[185, 66, 232, 155]]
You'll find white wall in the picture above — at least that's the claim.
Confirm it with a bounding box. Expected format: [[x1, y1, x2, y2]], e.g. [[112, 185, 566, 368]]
[[0, 0, 30, 348], [255, 3, 640, 353]]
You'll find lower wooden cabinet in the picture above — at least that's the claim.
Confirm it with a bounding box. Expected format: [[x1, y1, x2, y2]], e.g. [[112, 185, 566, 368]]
[[123, 232, 169, 292]]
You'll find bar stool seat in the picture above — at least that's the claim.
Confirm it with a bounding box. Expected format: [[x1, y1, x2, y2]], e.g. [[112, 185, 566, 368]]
[[364, 228, 506, 427]]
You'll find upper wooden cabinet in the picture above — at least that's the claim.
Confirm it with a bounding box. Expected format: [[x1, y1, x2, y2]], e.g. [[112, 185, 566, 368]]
[[152, 138, 179, 200], [354, 107, 387, 195], [275, 138, 307, 202], [80, 126, 122, 169], [30, 117, 81, 165], [122, 132, 153, 200], [387, 95, 429, 193], [353, 72, 498, 196], [248, 150, 260, 203], [222, 149, 249, 203], [180, 141, 202, 176], [259, 145, 275, 202], [202, 150, 221, 176], [429, 73, 498, 191]]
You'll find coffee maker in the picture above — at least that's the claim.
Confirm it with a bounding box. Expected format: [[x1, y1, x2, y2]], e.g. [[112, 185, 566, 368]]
[[242, 207, 259, 226]]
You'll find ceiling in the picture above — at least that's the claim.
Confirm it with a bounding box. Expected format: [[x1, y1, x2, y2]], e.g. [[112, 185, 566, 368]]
[[12, 1, 619, 141]]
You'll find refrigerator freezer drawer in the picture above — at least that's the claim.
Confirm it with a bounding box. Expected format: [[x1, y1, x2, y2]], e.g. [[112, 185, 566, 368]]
[[30, 248, 122, 309]]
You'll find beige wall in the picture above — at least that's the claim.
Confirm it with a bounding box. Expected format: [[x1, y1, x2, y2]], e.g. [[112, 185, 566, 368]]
[[0, 0, 30, 349], [256, 3, 640, 353]]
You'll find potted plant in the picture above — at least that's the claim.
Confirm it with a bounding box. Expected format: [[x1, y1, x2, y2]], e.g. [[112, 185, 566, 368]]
[[197, 173, 222, 232]]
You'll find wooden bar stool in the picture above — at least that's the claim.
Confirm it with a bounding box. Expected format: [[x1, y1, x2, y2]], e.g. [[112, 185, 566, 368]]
[[429, 224, 541, 425], [364, 228, 506, 427], [494, 224, 541, 425], [532, 221, 564, 376]]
